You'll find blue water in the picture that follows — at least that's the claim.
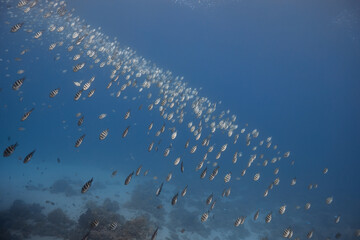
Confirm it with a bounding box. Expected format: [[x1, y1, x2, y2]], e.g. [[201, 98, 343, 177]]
[[0, 0, 359, 239]]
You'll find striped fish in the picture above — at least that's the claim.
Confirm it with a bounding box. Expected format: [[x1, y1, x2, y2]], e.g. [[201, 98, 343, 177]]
[[34, 30, 43, 39], [74, 90, 83, 101], [87, 89, 95, 97], [109, 222, 117, 231], [224, 172, 231, 183], [279, 205, 286, 215], [23, 149, 35, 163], [12, 77, 25, 90], [10, 23, 24, 33], [201, 211, 209, 222], [200, 167, 207, 179], [265, 212, 272, 223], [73, 63, 85, 72], [206, 193, 213, 205], [124, 110, 131, 119], [81, 178, 93, 193], [21, 108, 34, 121], [49, 88, 59, 98], [77, 116, 84, 126], [99, 129, 109, 140], [90, 219, 99, 228], [17, 0, 28, 8], [209, 166, 219, 181], [3, 143, 18, 157], [75, 134, 86, 148], [234, 216, 245, 227]]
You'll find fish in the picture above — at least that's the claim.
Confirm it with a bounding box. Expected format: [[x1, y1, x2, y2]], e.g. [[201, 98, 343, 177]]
[[135, 165, 142, 176], [283, 227, 293, 238], [181, 185, 188, 197], [88, 89, 95, 97], [166, 172, 172, 182], [3, 143, 18, 157], [109, 222, 117, 230], [156, 182, 164, 196], [125, 171, 134, 185], [23, 149, 35, 163], [74, 90, 83, 101], [73, 63, 85, 72], [122, 126, 130, 138], [81, 178, 93, 193], [201, 211, 209, 222], [180, 161, 184, 173], [49, 88, 60, 98], [90, 219, 99, 228], [254, 210, 259, 220], [12, 77, 25, 90], [124, 110, 131, 119], [75, 134, 86, 148], [224, 172, 231, 183], [151, 228, 158, 240], [174, 157, 181, 165], [209, 166, 219, 181], [279, 205, 286, 215], [111, 170, 118, 177], [265, 212, 272, 223], [326, 196, 333, 205], [206, 193, 213, 205], [171, 193, 179, 205], [234, 216, 245, 226], [10, 23, 24, 33], [99, 129, 109, 140], [21, 108, 34, 121], [78, 116, 84, 126], [307, 230, 314, 239]]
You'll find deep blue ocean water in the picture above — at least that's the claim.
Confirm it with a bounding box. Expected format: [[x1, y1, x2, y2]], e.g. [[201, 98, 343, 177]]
[[0, 0, 359, 239]]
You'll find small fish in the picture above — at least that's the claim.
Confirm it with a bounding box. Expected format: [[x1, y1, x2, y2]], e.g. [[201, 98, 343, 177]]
[[326, 196, 333, 205], [34, 30, 43, 39], [148, 142, 154, 152], [156, 182, 163, 196], [111, 170, 118, 177], [125, 171, 134, 185], [122, 126, 130, 138], [206, 193, 213, 205], [171, 193, 179, 205], [180, 161, 184, 173], [73, 63, 85, 72], [209, 166, 219, 181], [201, 211, 209, 222], [81, 178, 93, 193], [11, 23, 24, 33], [148, 122, 154, 131], [99, 129, 109, 140], [3, 143, 18, 157], [181, 185, 188, 197], [109, 222, 117, 231], [23, 149, 35, 163], [49, 88, 59, 98], [283, 227, 293, 238], [224, 172, 231, 183], [88, 89, 95, 97], [185, 139, 190, 149], [21, 108, 34, 121], [90, 219, 99, 228], [265, 212, 272, 223], [279, 205, 286, 215], [200, 167, 207, 179], [307, 230, 314, 239], [151, 228, 159, 240], [78, 116, 84, 126], [305, 202, 311, 210], [210, 200, 216, 210], [74, 90, 83, 101], [234, 216, 245, 227], [124, 110, 131, 119], [254, 210, 259, 221], [166, 172, 172, 182], [190, 145, 197, 154], [12, 77, 25, 90], [75, 134, 85, 148], [135, 165, 142, 176]]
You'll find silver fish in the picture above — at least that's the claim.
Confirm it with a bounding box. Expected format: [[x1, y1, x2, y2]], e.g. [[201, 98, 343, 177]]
[[124, 171, 134, 185], [171, 193, 179, 205], [21, 108, 34, 121], [156, 182, 163, 196]]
